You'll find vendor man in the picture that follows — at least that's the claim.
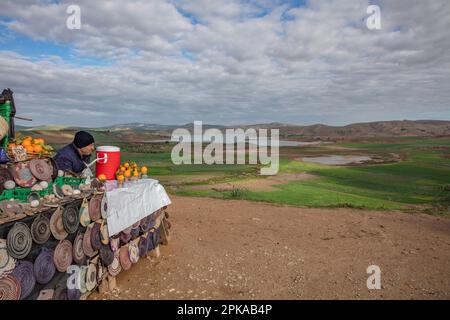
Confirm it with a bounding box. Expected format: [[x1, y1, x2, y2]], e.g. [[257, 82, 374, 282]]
[[53, 131, 95, 174]]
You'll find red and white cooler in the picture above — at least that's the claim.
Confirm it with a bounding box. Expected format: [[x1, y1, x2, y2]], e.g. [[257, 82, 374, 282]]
[[96, 146, 121, 180]]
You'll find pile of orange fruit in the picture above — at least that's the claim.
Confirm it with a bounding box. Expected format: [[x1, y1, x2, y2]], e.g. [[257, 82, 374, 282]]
[[113, 161, 148, 182], [8, 136, 54, 155]]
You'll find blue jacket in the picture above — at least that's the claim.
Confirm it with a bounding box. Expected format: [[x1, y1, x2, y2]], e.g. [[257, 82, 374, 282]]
[[53, 143, 91, 174]]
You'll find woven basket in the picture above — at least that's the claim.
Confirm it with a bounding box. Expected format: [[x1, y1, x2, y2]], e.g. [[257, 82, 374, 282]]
[[0, 117, 9, 140], [6, 150, 54, 163]]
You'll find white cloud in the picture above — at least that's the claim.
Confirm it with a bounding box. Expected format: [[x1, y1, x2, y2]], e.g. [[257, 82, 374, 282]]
[[0, 0, 449, 126]]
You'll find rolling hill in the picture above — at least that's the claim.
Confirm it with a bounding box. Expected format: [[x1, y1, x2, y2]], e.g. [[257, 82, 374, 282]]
[[15, 120, 450, 142]]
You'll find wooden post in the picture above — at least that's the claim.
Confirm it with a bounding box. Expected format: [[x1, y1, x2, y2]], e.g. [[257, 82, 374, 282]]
[[160, 218, 170, 245], [108, 275, 117, 291], [149, 245, 160, 258], [98, 277, 110, 294]]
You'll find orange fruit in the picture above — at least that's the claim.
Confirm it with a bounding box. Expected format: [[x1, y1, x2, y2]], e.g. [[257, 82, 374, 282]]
[[141, 166, 148, 174], [22, 140, 32, 147], [124, 163, 130, 168], [33, 145, 43, 153], [117, 175, 125, 182], [133, 170, 139, 177], [124, 170, 131, 178], [25, 146, 34, 153], [98, 174, 107, 181]]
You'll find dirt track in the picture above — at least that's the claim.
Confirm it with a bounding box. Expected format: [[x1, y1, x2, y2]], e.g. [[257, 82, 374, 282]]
[[189, 173, 317, 192], [91, 196, 450, 300]]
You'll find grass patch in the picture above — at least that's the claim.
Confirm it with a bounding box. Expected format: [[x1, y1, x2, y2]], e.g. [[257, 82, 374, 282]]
[[228, 186, 249, 199], [175, 137, 450, 212]]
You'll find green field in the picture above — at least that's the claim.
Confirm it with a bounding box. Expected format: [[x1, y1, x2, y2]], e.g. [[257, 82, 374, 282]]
[[119, 137, 450, 213]]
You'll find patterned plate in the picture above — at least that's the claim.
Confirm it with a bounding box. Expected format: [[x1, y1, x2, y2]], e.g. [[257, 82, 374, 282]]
[[0, 239, 16, 279], [29, 159, 53, 182], [49, 207, 68, 240], [10, 162, 37, 188], [101, 194, 108, 219], [88, 195, 102, 221], [0, 275, 21, 300]]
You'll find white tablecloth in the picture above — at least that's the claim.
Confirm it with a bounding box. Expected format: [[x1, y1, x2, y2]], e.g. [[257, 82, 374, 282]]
[[106, 179, 172, 236]]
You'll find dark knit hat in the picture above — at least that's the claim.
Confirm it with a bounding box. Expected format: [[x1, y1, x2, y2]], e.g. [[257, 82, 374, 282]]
[[74, 131, 95, 148]]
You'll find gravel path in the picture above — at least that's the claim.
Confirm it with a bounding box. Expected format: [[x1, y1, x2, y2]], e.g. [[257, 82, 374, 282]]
[[91, 196, 450, 300]]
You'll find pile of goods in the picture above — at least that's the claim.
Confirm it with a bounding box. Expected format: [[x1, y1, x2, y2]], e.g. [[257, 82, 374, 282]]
[[113, 161, 148, 182], [115, 162, 148, 188], [0, 147, 172, 300], [8, 135, 54, 159], [0, 195, 171, 300], [0, 91, 172, 300], [0, 154, 86, 222], [0, 150, 171, 300]]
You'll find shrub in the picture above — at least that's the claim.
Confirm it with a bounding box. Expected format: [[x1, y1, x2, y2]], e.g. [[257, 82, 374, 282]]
[[229, 186, 248, 198]]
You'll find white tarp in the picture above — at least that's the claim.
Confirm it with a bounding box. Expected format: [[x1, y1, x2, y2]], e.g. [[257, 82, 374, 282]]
[[106, 179, 172, 236]]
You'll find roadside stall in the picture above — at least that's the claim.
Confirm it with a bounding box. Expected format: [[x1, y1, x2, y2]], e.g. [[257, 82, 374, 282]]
[[0, 90, 172, 300]]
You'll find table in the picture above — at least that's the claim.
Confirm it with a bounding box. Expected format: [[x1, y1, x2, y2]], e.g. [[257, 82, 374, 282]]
[[105, 179, 171, 236]]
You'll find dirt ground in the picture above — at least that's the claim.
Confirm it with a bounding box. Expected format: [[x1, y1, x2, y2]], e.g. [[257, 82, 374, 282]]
[[91, 196, 450, 300], [189, 173, 316, 192]]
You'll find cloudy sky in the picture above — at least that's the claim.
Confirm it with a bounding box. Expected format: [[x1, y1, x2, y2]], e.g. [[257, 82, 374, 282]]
[[0, 0, 449, 127]]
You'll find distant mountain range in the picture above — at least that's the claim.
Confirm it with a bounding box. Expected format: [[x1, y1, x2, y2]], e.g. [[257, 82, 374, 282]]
[[250, 120, 450, 140], [101, 123, 179, 131], [16, 120, 450, 140]]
